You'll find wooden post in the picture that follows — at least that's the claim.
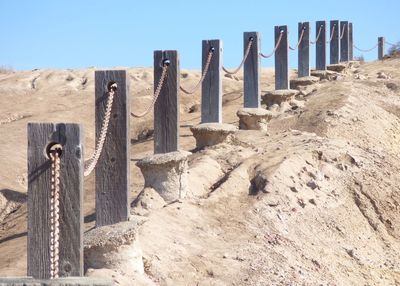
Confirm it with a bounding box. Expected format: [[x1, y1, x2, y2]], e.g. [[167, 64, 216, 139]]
[[95, 70, 130, 227], [340, 21, 349, 62], [349, 22, 354, 60], [244, 32, 261, 107], [378, 37, 385, 60], [298, 22, 310, 77], [330, 20, 340, 64], [27, 123, 83, 279], [316, 21, 326, 70], [275, 25, 289, 90], [154, 50, 180, 153], [202, 40, 222, 122]]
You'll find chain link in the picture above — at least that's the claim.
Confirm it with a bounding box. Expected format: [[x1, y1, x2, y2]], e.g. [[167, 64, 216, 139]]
[[289, 28, 305, 51], [131, 64, 168, 118], [84, 86, 116, 177], [180, 49, 214, 94], [353, 43, 379, 52], [310, 26, 323, 45], [222, 38, 253, 75], [339, 23, 347, 40], [385, 41, 397, 47], [260, 31, 284, 58], [326, 25, 336, 43], [50, 150, 61, 279]]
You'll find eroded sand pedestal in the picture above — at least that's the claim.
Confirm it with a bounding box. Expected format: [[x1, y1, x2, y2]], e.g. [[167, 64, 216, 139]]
[[262, 89, 300, 108], [136, 150, 191, 202], [236, 108, 273, 131], [84, 221, 144, 275], [190, 123, 237, 148]]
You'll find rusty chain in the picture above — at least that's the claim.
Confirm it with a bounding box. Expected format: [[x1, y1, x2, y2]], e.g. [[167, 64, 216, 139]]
[[310, 25, 323, 45], [222, 38, 253, 75], [49, 148, 61, 279], [260, 31, 284, 58], [353, 43, 378, 52], [84, 84, 116, 177], [339, 23, 347, 40], [326, 25, 336, 43], [131, 64, 168, 118], [385, 41, 397, 47], [180, 49, 214, 94], [289, 28, 306, 51]]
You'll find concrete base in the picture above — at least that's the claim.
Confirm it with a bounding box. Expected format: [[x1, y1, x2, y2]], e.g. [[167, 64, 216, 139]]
[[290, 76, 320, 90], [311, 70, 340, 80], [262, 89, 300, 107], [136, 150, 191, 202], [84, 221, 144, 275], [236, 108, 273, 131], [190, 123, 237, 148], [0, 277, 112, 285], [327, 64, 347, 73]]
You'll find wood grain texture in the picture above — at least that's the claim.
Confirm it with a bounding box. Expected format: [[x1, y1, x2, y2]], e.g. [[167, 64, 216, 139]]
[[298, 22, 310, 77], [244, 32, 261, 108], [154, 50, 180, 153], [378, 37, 385, 60], [27, 123, 83, 279], [349, 23, 354, 60], [275, 25, 289, 90], [95, 70, 130, 227], [316, 21, 326, 71], [0, 277, 111, 286], [330, 20, 340, 64], [340, 21, 349, 62], [202, 40, 222, 122]]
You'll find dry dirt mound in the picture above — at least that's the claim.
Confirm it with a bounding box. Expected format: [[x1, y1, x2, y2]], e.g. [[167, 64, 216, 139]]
[[0, 59, 400, 285]]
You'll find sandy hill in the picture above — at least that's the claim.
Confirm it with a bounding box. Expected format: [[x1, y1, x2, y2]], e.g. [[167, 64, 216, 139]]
[[0, 58, 400, 285]]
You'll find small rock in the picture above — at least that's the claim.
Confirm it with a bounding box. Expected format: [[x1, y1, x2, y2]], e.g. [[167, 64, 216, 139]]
[[306, 180, 318, 190], [377, 71, 391, 79], [290, 186, 298, 193], [309, 198, 317, 205], [386, 82, 399, 91]]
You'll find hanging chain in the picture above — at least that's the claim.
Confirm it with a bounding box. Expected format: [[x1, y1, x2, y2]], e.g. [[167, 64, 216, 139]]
[[385, 41, 397, 47], [326, 25, 336, 43], [353, 43, 379, 52], [260, 31, 284, 58], [83, 84, 116, 177], [49, 148, 61, 279], [131, 64, 169, 118], [339, 23, 347, 40], [180, 49, 214, 94], [222, 38, 254, 75], [310, 26, 323, 45], [289, 28, 305, 51]]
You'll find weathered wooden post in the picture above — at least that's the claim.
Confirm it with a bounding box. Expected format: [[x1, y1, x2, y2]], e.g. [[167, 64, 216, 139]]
[[154, 50, 179, 153], [202, 40, 222, 122], [316, 21, 326, 70], [27, 123, 83, 279], [243, 32, 261, 108], [349, 23, 354, 60], [298, 22, 310, 77], [378, 37, 385, 60], [95, 70, 130, 227], [330, 20, 340, 64], [340, 21, 349, 62], [275, 25, 289, 90]]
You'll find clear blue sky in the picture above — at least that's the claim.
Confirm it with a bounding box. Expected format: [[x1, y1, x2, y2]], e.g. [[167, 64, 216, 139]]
[[0, 0, 398, 71]]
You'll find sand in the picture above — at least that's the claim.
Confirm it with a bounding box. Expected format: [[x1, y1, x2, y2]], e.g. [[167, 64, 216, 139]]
[[0, 59, 400, 285]]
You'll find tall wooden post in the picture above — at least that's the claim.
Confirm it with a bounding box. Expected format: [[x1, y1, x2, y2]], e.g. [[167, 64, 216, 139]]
[[349, 23, 354, 60], [298, 22, 310, 77], [28, 123, 83, 279], [316, 21, 326, 70], [340, 21, 349, 62], [275, 25, 289, 90], [244, 32, 261, 107], [378, 37, 385, 60], [330, 20, 340, 64], [95, 70, 130, 227], [154, 50, 180, 154], [202, 40, 222, 123]]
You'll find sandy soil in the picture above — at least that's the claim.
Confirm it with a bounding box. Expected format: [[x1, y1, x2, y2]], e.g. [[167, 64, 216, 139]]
[[0, 58, 400, 285]]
